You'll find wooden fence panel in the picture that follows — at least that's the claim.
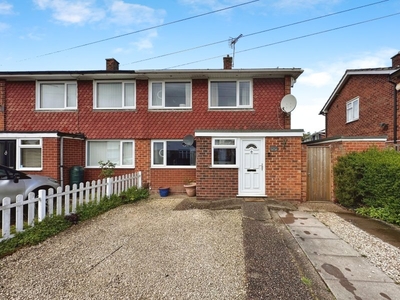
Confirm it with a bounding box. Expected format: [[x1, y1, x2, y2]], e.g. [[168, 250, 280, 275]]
[[307, 147, 331, 201]]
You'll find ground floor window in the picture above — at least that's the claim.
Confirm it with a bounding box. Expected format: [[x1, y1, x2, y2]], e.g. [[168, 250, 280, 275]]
[[19, 139, 42, 169], [212, 138, 237, 167], [151, 140, 196, 167], [86, 140, 135, 167]]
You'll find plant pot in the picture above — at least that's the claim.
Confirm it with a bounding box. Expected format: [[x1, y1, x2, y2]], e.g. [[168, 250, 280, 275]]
[[159, 187, 169, 197], [183, 183, 196, 197]]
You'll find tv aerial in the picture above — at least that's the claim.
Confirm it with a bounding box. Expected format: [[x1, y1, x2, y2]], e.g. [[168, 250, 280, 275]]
[[229, 34, 243, 67], [280, 94, 297, 113]]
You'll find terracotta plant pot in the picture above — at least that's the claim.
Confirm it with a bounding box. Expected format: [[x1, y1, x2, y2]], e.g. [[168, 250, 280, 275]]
[[183, 183, 196, 197]]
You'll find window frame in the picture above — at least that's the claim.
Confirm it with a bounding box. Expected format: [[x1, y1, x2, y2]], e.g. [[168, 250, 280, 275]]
[[212, 138, 238, 168], [208, 79, 253, 109], [93, 80, 136, 110], [85, 140, 135, 168], [148, 80, 192, 109], [17, 138, 43, 171], [346, 97, 359, 123], [151, 140, 196, 168], [36, 81, 77, 110]]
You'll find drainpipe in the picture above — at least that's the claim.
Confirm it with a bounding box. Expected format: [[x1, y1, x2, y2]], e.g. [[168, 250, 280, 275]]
[[389, 80, 398, 145], [60, 136, 64, 187]]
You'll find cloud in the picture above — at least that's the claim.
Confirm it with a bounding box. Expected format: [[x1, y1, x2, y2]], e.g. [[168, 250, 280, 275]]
[[0, 22, 9, 31], [298, 69, 332, 87], [33, 0, 105, 25], [109, 1, 165, 27], [0, 1, 13, 14]]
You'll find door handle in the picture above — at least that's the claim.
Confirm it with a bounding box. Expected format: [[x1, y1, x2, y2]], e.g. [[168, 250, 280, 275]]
[[260, 163, 263, 171]]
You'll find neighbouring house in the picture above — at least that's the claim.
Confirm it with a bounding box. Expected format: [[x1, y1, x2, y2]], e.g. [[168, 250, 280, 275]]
[[320, 51, 400, 144], [0, 56, 305, 201], [302, 51, 400, 202]]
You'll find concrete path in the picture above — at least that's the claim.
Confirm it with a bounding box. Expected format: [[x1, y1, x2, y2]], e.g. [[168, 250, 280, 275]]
[[278, 210, 400, 300]]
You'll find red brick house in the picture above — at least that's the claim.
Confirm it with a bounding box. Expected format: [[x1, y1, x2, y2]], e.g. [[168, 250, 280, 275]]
[[0, 57, 304, 201], [320, 52, 400, 144], [303, 52, 400, 202]]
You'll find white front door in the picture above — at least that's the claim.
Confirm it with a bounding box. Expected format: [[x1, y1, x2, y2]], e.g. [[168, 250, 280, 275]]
[[239, 138, 265, 196]]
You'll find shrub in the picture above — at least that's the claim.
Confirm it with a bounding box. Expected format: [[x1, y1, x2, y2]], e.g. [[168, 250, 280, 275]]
[[334, 147, 400, 225]]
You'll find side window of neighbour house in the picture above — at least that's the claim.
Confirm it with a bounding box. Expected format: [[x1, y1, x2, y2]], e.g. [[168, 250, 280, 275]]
[[209, 80, 252, 108], [18, 139, 42, 170], [346, 97, 359, 123], [86, 140, 135, 167], [212, 138, 237, 167], [36, 82, 77, 110], [149, 81, 192, 109], [151, 140, 196, 167], [94, 81, 135, 109]]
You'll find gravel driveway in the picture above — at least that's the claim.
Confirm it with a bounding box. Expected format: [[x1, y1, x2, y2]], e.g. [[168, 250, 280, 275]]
[[0, 198, 246, 299]]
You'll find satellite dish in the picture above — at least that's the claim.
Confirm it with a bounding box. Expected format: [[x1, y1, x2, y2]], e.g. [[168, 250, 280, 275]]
[[280, 94, 297, 113], [183, 135, 194, 146]]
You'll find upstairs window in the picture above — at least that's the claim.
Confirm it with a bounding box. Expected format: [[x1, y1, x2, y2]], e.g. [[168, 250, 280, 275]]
[[209, 80, 252, 108], [149, 81, 191, 109], [346, 97, 359, 123], [94, 81, 135, 109], [36, 82, 77, 110]]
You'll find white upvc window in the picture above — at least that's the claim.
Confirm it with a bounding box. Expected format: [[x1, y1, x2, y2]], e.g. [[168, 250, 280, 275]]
[[346, 97, 359, 123], [209, 80, 252, 108], [151, 140, 196, 168], [36, 81, 77, 110], [18, 138, 42, 170], [149, 81, 192, 109], [86, 140, 135, 168], [94, 81, 136, 109], [212, 138, 237, 167]]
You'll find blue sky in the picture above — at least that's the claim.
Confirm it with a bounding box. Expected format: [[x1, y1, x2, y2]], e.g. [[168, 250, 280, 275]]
[[0, 0, 399, 133]]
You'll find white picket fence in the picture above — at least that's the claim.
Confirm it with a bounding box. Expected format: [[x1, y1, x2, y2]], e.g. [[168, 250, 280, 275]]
[[1, 172, 142, 242]]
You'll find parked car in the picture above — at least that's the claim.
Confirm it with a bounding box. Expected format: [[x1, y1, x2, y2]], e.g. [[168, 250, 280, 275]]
[[0, 165, 60, 203]]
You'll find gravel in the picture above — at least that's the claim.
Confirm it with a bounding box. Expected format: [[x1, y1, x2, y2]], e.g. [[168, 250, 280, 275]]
[[0, 198, 246, 300], [314, 212, 400, 283]]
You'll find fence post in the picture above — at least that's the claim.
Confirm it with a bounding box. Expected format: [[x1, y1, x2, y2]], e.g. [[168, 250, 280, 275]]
[[138, 171, 142, 188], [38, 189, 47, 222], [106, 177, 113, 197]]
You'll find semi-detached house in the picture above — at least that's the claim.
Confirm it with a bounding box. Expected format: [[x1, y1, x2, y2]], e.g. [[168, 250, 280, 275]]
[[0, 56, 305, 201]]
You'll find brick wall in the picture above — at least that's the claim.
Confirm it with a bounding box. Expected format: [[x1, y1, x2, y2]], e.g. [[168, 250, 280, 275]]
[[196, 137, 238, 200], [195, 136, 303, 201], [62, 138, 85, 186], [266, 136, 302, 200], [326, 75, 397, 141]]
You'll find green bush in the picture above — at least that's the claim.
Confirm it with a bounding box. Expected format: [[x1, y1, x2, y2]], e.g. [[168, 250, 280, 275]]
[[334, 147, 400, 225], [0, 186, 149, 258]]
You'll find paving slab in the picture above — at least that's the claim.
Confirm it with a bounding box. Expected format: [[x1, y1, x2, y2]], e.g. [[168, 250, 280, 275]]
[[279, 210, 400, 300], [309, 255, 395, 283], [295, 238, 361, 256], [278, 210, 326, 227], [289, 225, 339, 240], [323, 279, 400, 300]]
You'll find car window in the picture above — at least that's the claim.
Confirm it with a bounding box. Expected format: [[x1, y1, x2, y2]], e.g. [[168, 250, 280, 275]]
[[0, 169, 7, 179]]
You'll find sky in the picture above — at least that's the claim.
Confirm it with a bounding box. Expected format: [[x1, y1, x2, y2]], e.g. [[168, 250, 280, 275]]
[[0, 0, 399, 134]]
